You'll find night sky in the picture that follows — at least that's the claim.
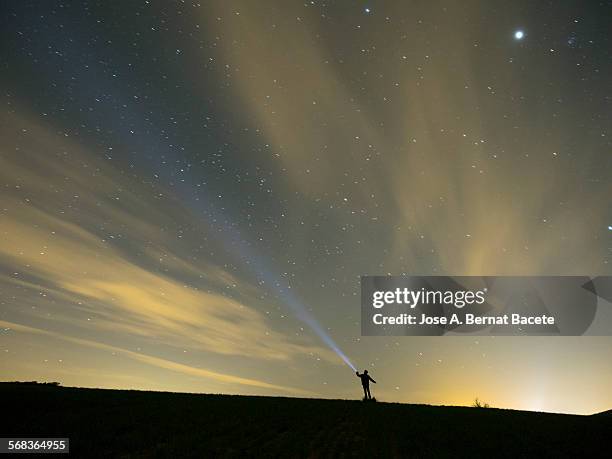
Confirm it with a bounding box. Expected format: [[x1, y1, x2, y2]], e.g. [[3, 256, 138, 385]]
[[1, 1, 611, 414]]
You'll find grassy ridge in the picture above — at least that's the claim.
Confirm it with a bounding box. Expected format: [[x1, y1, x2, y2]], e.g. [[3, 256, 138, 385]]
[[2, 382, 610, 458]]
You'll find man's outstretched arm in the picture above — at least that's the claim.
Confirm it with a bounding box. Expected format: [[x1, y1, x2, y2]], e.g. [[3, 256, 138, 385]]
[[370, 377, 376, 383]]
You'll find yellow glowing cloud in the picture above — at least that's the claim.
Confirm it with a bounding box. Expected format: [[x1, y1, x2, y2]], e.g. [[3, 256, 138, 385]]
[[203, 1, 610, 276], [203, 1, 385, 196], [0, 111, 337, 365], [0, 320, 310, 394]]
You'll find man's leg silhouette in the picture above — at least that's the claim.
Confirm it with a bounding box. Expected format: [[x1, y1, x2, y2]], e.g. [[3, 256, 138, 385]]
[[366, 386, 371, 399], [363, 386, 368, 399]]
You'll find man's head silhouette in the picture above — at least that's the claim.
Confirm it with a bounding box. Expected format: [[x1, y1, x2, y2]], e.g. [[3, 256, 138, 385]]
[[364, 370, 368, 374]]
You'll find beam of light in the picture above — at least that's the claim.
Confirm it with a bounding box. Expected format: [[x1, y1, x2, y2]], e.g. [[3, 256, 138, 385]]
[[163, 170, 358, 372], [275, 285, 356, 372], [209, 224, 357, 372], [95, 120, 357, 371], [24, 26, 356, 374]]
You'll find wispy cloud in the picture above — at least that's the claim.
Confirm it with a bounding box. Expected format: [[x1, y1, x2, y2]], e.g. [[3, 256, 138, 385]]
[[0, 320, 311, 394], [0, 111, 338, 368]]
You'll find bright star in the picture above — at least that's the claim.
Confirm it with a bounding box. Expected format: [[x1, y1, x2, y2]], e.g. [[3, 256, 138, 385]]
[[608, 225, 612, 231], [514, 30, 525, 40], [364, 7, 371, 14]]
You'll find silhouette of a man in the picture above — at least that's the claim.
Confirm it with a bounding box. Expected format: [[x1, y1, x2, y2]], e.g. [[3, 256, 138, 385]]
[[356, 370, 376, 399]]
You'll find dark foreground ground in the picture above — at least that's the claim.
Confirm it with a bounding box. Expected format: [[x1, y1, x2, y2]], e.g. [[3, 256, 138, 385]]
[[2, 382, 611, 458]]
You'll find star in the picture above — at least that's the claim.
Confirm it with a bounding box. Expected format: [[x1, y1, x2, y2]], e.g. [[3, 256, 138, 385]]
[[514, 30, 525, 40], [608, 226, 612, 231], [364, 7, 371, 14]]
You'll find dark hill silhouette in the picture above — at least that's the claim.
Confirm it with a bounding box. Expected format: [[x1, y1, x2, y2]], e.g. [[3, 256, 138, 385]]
[[2, 382, 610, 458]]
